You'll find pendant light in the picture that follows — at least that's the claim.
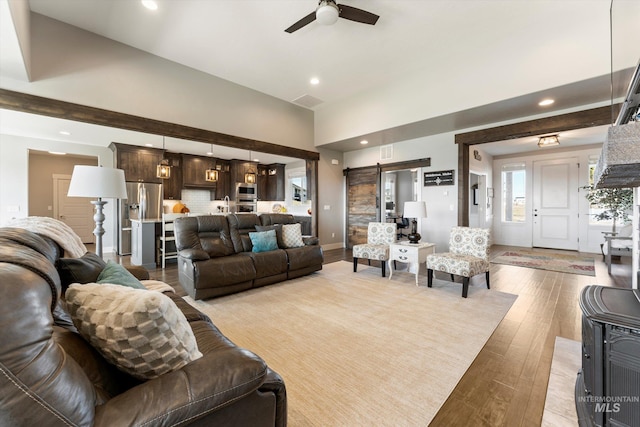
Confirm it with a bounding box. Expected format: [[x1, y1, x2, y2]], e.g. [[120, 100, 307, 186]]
[[205, 143, 218, 182], [156, 136, 171, 179], [244, 150, 257, 184]]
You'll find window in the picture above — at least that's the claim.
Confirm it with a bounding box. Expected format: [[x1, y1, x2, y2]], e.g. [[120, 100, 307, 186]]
[[501, 163, 526, 223], [587, 157, 608, 225]]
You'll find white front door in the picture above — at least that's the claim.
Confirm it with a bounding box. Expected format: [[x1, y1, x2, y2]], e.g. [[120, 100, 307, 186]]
[[53, 174, 95, 243], [532, 158, 579, 250]]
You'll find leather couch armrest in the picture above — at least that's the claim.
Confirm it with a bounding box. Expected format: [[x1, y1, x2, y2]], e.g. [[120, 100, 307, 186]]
[[260, 368, 287, 427], [94, 347, 267, 426], [302, 236, 319, 246], [126, 266, 149, 280], [179, 248, 211, 261]]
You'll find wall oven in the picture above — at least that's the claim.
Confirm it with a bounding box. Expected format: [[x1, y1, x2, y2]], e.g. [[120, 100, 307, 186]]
[[235, 183, 257, 213]]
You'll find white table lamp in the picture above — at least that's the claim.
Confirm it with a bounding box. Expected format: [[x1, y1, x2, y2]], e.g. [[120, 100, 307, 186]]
[[67, 165, 127, 258], [403, 201, 427, 244]]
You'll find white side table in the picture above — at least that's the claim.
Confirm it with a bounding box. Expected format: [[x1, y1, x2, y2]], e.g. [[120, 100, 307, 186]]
[[388, 241, 436, 286]]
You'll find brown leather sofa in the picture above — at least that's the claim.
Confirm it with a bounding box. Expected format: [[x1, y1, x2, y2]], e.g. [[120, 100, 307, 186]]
[[0, 227, 287, 427], [175, 213, 323, 300]]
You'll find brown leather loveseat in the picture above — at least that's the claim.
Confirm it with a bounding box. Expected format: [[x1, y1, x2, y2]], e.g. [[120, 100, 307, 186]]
[[175, 213, 323, 300], [0, 227, 287, 426]]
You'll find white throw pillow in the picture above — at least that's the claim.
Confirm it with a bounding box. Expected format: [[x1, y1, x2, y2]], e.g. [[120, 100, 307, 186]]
[[282, 223, 304, 248], [65, 283, 202, 380]]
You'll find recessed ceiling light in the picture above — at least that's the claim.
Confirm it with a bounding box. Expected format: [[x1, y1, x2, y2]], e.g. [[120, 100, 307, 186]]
[[145, 143, 153, 147], [538, 99, 554, 106], [141, 0, 158, 11], [59, 130, 71, 136], [360, 140, 368, 145], [310, 77, 320, 85]]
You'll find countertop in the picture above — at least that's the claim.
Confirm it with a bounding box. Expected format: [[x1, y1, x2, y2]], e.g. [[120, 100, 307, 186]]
[[130, 218, 162, 223]]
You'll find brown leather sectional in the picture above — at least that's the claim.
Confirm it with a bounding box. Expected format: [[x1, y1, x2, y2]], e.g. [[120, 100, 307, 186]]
[[0, 227, 287, 426], [175, 213, 323, 300]]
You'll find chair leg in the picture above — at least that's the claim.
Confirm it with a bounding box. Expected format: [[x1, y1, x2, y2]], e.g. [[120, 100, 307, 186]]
[[381, 261, 386, 278], [485, 271, 490, 289], [368, 259, 371, 266], [427, 269, 433, 288], [450, 274, 455, 282], [353, 257, 358, 272], [462, 277, 469, 298]]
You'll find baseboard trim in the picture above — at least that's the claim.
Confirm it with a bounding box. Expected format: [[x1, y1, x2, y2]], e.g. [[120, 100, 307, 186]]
[[321, 242, 344, 251]]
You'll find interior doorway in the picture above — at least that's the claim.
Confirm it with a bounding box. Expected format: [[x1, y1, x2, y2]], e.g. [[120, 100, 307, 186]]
[[53, 174, 95, 242], [28, 150, 97, 243], [469, 172, 488, 228]]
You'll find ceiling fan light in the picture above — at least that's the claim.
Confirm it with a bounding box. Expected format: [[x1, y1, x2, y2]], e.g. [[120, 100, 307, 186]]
[[316, 1, 339, 25]]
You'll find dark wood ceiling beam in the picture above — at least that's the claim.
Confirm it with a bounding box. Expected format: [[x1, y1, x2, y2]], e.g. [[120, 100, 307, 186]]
[[0, 88, 320, 161], [455, 103, 620, 226], [455, 104, 621, 146]]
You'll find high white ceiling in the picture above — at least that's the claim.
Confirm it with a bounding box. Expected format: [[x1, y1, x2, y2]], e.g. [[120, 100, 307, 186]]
[[2, 0, 640, 157]]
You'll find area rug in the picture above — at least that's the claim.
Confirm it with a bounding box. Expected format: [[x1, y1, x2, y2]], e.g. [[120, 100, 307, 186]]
[[491, 250, 596, 276], [184, 261, 517, 426]]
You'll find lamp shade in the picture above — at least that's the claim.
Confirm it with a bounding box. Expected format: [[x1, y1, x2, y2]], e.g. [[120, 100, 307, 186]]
[[67, 166, 128, 199], [403, 201, 427, 219]]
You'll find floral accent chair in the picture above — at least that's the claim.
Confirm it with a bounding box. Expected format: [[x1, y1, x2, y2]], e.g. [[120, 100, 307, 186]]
[[426, 226, 491, 298], [353, 222, 397, 277]]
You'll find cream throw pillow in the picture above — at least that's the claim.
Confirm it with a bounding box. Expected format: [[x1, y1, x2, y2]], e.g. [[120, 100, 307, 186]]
[[282, 223, 304, 248], [66, 283, 202, 380]]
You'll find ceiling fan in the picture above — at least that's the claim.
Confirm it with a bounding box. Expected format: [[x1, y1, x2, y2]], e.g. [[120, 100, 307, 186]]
[[285, 0, 379, 33]]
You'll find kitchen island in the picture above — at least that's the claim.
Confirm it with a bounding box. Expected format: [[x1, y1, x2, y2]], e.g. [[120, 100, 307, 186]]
[[131, 218, 160, 269]]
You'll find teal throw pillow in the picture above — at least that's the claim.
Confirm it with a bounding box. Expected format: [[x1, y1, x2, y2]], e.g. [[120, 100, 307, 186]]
[[249, 229, 278, 253], [97, 260, 146, 289], [255, 224, 285, 248]]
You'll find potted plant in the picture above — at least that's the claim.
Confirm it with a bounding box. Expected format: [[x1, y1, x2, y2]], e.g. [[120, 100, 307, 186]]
[[583, 185, 633, 233]]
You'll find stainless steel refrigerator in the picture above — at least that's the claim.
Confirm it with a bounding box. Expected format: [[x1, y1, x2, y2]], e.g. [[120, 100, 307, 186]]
[[117, 182, 163, 255]]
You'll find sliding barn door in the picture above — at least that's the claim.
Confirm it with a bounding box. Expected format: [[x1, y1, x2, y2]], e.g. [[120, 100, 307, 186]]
[[345, 166, 380, 248]]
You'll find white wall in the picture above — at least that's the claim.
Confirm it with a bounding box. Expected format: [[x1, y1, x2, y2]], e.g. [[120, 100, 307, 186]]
[[492, 144, 604, 253], [317, 147, 345, 250], [3, 13, 314, 152], [314, 2, 640, 147], [0, 133, 118, 251], [344, 133, 458, 251]]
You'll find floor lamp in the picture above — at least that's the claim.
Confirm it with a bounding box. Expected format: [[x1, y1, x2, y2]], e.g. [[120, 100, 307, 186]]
[[67, 165, 127, 258], [403, 201, 427, 244]]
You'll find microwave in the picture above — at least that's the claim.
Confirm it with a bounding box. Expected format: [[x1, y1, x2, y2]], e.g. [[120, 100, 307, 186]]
[[236, 183, 257, 201]]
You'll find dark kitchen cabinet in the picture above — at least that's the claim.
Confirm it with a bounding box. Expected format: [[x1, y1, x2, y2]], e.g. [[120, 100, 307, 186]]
[[181, 154, 231, 200], [266, 164, 285, 201], [256, 163, 284, 201], [257, 165, 268, 201], [215, 160, 231, 200], [182, 154, 216, 188], [230, 160, 258, 184], [110, 142, 164, 183], [163, 152, 182, 200]]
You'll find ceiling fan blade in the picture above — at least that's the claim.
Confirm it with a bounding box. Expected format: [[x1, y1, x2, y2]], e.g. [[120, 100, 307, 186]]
[[338, 4, 379, 25], [285, 11, 317, 33]]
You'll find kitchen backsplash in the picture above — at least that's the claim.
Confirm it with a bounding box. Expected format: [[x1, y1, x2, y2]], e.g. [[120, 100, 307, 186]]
[[164, 189, 310, 215]]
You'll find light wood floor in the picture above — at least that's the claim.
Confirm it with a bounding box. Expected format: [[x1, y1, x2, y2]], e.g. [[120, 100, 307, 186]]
[[106, 245, 632, 426]]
